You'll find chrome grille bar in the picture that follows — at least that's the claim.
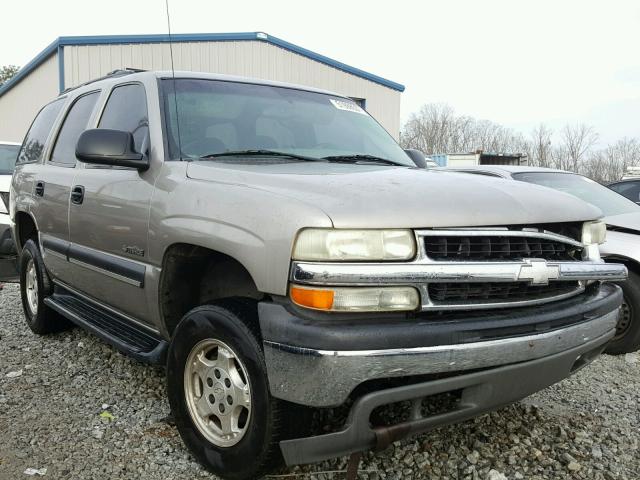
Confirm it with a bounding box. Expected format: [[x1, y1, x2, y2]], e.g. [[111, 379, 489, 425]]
[[289, 229, 627, 311]]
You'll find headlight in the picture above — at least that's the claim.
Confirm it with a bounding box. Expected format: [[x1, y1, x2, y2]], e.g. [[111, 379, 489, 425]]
[[582, 220, 606, 245], [292, 229, 416, 261], [290, 285, 420, 312]]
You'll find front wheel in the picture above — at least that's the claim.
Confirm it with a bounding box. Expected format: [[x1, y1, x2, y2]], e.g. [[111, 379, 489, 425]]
[[167, 300, 307, 480], [606, 270, 640, 354]]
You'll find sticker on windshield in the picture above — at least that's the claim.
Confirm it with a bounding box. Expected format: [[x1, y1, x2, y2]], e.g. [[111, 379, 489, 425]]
[[330, 98, 366, 115]]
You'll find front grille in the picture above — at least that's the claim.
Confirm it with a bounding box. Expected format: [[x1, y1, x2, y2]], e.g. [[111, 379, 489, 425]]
[[424, 235, 581, 261], [428, 281, 581, 304]]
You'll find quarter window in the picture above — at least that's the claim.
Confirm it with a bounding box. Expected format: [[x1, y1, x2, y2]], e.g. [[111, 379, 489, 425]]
[[17, 99, 65, 164], [99, 84, 149, 153], [50, 92, 100, 165]]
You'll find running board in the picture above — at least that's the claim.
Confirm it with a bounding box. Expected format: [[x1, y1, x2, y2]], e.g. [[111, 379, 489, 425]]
[[44, 289, 168, 365]]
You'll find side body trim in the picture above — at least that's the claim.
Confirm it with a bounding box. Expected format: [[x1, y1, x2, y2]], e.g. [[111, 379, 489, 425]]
[[41, 234, 145, 288]]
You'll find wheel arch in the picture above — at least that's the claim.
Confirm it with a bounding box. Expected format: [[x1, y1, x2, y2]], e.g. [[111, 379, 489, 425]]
[[602, 254, 640, 275], [13, 210, 39, 253], [159, 242, 264, 336]]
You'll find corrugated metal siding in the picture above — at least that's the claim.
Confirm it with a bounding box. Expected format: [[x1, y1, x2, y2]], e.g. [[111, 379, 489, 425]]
[[447, 153, 480, 167], [0, 54, 60, 142], [63, 41, 401, 138]]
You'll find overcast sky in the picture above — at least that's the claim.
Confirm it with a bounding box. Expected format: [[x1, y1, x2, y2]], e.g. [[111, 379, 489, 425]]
[[2, 0, 638, 145]]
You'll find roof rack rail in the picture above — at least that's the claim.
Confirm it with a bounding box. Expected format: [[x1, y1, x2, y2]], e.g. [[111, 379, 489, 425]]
[[61, 67, 147, 94]]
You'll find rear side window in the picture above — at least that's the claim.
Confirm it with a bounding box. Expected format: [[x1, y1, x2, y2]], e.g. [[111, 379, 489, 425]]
[[98, 84, 149, 153], [50, 91, 100, 166], [17, 99, 65, 164]]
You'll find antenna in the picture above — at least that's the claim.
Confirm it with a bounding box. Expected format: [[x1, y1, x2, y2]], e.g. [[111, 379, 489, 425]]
[[165, 0, 183, 160]]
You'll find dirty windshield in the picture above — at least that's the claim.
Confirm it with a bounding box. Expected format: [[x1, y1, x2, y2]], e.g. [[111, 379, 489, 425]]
[[162, 78, 413, 166]]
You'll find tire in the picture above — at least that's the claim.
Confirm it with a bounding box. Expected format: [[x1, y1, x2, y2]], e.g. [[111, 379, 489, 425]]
[[606, 270, 640, 355], [19, 239, 71, 335], [167, 299, 308, 480]]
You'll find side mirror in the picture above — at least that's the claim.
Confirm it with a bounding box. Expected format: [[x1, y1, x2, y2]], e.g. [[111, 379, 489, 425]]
[[404, 149, 427, 168], [76, 129, 149, 170]]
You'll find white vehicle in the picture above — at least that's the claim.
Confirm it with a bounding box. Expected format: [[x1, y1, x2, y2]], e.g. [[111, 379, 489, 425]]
[[446, 165, 640, 354], [0, 141, 20, 281]]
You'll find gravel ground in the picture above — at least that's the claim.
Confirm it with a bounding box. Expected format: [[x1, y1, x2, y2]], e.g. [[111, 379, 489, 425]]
[[1, 283, 639, 480]]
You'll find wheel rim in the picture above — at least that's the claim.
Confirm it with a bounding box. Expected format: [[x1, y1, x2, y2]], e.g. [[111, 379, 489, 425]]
[[184, 339, 252, 447], [25, 259, 38, 316], [614, 298, 632, 341]]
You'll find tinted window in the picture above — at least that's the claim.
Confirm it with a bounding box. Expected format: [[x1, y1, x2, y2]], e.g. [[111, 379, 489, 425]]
[[17, 99, 65, 165], [0, 144, 20, 174], [50, 92, 100, 165], [513, 172, 640, 216], [98, 84, 149, 152], [610, 182, 640, 202]]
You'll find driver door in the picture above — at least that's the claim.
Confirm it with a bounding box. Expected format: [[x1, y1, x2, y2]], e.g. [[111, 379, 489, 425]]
[[68, 82, 156, 324]]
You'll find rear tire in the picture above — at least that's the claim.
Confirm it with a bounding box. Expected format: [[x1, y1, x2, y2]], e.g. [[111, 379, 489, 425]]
[[606, 271, 640, 354], [167, 299, 309, 480], [19, 239, 70, 335]]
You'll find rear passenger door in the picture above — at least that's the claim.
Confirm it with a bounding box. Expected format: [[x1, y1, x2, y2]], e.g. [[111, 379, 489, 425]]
[[9, 99, 65, 279], [68, 82, 155, 324], [33, 91, 100, 285]]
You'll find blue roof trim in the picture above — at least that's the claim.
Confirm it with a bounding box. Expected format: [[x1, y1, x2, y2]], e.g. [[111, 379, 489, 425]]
[[0, 32, 404, 98], [261, 34, 405, 92]]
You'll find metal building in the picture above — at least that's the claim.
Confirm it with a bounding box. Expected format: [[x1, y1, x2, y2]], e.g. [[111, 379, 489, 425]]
[[430, 151, 528, 167], [0, 32, 405, 142]]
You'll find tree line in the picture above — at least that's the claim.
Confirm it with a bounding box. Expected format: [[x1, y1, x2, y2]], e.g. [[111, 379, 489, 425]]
[[400, 103, 640, 183]]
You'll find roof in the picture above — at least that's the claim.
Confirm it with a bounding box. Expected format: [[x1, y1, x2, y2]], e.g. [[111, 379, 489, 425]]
[[64, 70, 349, 99], [0, 32, 405, 99]]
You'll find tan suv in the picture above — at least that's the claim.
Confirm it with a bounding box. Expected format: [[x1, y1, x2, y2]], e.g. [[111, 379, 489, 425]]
[[9, 69, 627, 479]]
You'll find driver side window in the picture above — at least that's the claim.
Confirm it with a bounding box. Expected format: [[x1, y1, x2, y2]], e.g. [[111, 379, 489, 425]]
[[99, 83, 149, 154]]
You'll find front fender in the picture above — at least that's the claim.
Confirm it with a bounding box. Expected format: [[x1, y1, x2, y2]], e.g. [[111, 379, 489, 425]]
[[149, 163, 333, 296]]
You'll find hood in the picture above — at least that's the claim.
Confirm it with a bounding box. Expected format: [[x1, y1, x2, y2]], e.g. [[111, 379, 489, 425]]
[[604, 212, 640, 233], [186, 161, 603, 228]]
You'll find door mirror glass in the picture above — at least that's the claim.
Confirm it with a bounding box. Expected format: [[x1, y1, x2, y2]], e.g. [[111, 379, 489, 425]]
[[76, 129, 148, 170]]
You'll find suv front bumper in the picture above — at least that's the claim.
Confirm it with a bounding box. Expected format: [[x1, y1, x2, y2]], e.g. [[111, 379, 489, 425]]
[[279, 333, 610, 465], [259, 283, 622, 407]]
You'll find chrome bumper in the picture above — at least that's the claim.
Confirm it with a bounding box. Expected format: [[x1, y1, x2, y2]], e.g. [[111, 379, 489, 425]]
[[263, 308, 619, 407]]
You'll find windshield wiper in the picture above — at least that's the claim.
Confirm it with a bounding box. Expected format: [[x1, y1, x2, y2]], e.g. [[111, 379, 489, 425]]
[[200, 149, 322, 162], [321, 154, 405, 166]]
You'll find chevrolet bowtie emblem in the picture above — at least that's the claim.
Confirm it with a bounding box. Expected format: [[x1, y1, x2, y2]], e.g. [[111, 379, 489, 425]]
[[518, 259, 560, 285]]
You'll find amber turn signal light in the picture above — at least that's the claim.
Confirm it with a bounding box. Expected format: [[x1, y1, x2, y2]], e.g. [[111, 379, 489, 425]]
[[290, 286, 335, 310]]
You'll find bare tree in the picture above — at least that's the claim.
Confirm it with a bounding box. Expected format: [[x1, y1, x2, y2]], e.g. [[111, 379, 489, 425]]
[[559, 124, 598, 172], [401, 103, 525, 155], [529, 124, 554, 167], [401, 103, 640, 184]]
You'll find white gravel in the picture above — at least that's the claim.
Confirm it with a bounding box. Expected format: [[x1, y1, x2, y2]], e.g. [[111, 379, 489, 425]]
[[0, 283, 638, 479]]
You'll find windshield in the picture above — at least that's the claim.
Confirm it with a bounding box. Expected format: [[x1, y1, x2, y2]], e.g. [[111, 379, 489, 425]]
[[513, 171, 640, 217], [162, 79, 413, 166], [0, 144, 19, 175]]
